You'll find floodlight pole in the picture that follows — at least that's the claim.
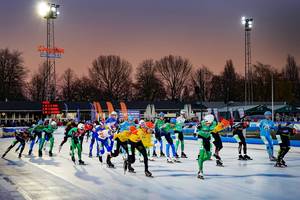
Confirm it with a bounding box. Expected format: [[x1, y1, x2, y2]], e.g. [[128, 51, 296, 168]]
[[242, 17, 253, 105], [271, 73, 274, 121], [42, 2, 59, 101]]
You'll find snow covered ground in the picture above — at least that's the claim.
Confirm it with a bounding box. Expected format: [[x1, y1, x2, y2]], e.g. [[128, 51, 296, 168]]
[[0, 130, 300, 200]]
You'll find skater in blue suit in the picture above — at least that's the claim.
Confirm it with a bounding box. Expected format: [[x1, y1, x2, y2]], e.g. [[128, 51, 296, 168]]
[[259, 111, 277, 161], [89, 121, 100, 157], [119, 116, 136, 132]]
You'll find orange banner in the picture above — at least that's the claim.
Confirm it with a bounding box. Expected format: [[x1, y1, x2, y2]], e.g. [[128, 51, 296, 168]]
[[120, 102, 128, 120], [93, 101, 99, 121], [96, 102, 104, 120], [106, 102, 114, 115]]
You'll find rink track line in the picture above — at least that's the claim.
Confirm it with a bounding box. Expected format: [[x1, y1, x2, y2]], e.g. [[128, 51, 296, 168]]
[[20, 154, 103, 200]]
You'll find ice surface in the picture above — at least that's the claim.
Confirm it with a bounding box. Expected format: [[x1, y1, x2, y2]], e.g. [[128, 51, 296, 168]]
[[0, 129, 300, 200]]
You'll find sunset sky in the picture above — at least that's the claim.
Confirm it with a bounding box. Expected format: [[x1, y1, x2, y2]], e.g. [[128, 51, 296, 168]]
[[1, 0, 299, 77]]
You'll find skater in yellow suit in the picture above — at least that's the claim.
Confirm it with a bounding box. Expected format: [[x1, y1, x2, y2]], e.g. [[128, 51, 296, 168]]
[[126, 120, 153, 177]]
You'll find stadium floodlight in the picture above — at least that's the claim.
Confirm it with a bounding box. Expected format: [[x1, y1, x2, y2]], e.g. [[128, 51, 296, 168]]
[[241, 16, 246, 25], [37, 1, 60, 19], [37, 1, 50, 17], [241, 16, 253, 30]]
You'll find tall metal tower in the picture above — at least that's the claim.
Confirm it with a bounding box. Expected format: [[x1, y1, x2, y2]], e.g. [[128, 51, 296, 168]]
[[241, 17, 253, 105], [37, 1, 61, 101]]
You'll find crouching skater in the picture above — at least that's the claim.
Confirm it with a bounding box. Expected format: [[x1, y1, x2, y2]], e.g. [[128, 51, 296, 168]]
[[96, 123, 115, 168], [194, 114, 217, 180], [2, 128, 30, 159], [274, 123, 297, 167], [232, 118, 252, 160], [123, 120, 153, 177], [68, 123, 86, 165]]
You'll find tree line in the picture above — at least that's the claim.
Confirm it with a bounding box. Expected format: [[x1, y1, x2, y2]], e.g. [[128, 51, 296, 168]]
[[0, 48, 299, 103]]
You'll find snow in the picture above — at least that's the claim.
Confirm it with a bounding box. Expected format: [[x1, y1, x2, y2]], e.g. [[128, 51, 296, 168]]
[[1, 129, 300, 200]]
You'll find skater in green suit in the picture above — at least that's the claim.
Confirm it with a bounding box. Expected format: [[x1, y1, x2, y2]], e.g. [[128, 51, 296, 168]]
[[175, 110, 187, 158], [68, 123, 86, 165], [194, 114, 217, 179], [38, 121, 57, 157]]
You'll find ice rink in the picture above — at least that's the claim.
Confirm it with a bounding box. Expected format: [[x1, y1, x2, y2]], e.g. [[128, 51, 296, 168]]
[[1, 130, 300, 200]]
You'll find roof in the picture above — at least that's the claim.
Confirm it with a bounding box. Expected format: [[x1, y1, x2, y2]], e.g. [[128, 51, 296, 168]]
[[0, 101, 41, 112], [0, 101, 296, 114]]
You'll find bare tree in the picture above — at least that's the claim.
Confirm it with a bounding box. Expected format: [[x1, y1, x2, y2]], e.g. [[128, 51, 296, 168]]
[[192, 66, 213, 102], [26, 62, 56, 101], [27, 63, 47, 101], [0, 48, 27, 101], [252, 62, 275, 101], [283, 55, 300, 100], [89, 55, 133, 100], [133, 59, 166, 101], [60, 68, 77, 101], [221, 60, 244, 102], [71, 76, 100, 101], [155, 55, 192, 100], [284, 55, 299, 81], [209, 75, 224, 101]]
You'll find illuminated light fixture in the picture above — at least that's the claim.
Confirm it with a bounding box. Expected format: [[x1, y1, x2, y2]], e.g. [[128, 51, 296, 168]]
[[37, 1, 50, 17], [37, 1, 60, 19], [241, 16, 253, 30]]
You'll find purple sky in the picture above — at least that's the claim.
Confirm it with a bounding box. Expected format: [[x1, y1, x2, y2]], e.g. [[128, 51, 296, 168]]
[[1, 0, 300, 77]]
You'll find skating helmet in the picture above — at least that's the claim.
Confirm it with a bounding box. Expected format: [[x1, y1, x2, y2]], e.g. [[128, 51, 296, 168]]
[[50, 121, 57, 129], [111, 111, 118, 116], [128, 116, 134, 121], [145, 121, 154, 129], [84, 123, 93, 131], [99, 122, 104, 127], [37, 120, 43, 125], [130, 126, 138, 134], [180, 110, 186, 115], [264, 111, 272, 116], [170, 118, 177, 124], [158, 112, 165, 118], [204, 114, 214, 124], [139, 120, 146, 128], [77, 123, 85, 131]]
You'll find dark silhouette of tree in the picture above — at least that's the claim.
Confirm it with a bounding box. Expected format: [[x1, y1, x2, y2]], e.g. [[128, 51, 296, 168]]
[[26, 62, 53, 101], [70, 76, 99, 101], [252, 62, 275, 101], [283, 55, 300, 100], [60, 68, 77, 101], [275, 72, 294, 102], [155, 55, 192, 100], [89, 55, 133, 100], [222, 60, 243, 102], [133, 59, 166, 101], [192, 66, 213, 102], [209, 75, 224, 101], [0, 48, 27, 101]]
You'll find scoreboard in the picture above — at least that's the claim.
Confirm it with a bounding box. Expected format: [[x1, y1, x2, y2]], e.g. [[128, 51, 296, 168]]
[[42, 101, 60, 115]]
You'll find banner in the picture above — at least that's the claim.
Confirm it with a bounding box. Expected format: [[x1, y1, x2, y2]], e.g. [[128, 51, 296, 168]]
[[120, 102, 128, 120], [106, 102, 115, 115], [213, 108, 219, 121], [96, 102, 104, 121], [119, 110, 140, 120], [238, 108, 245, 118]]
